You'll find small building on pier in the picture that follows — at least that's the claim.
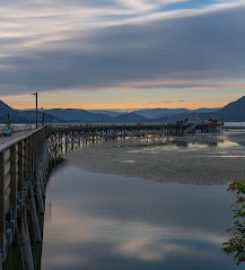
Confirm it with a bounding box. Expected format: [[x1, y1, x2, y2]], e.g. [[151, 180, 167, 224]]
[[185, 119, 223, 134]]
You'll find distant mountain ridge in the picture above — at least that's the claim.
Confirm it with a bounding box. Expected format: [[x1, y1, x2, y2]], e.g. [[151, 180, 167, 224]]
[[215, 96, 245, 121], [88, 110, 127, 117], [45, 108, 112, 122], [0, 100, 58, 123], [133, 108, 190, 119], [0, 100, 12, 113], [0, 96, 245, 123], [157, 96, 245, 122]]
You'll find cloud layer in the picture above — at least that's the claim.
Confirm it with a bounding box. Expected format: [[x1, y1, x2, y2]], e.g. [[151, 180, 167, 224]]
[[0, 0, 245, 97]]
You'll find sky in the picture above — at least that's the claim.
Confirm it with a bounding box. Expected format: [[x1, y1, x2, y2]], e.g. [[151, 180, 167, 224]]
[[0, 0, 245, 110]]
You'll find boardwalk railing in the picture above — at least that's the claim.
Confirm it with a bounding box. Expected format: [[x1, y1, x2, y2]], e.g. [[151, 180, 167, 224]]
[[0, 124, 36, 137], [48, 122, 222, 144], [0, 127, 50, 270]]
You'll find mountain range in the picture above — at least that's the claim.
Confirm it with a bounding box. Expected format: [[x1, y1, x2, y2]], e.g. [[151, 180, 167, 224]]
[[0, 96, 245, 123], [0, 100, 57, 124]]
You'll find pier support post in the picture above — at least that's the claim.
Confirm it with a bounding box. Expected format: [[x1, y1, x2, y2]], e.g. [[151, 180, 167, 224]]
[[35, 181, 45, 214], [18, 141, 24, 189], [37, 170, 45, 197], [18, 209, 34, 270], [29, 184, 42, 242]]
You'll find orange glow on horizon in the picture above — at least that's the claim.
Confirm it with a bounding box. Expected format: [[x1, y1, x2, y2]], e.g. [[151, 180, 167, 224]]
[[0, 93, 238, 111]]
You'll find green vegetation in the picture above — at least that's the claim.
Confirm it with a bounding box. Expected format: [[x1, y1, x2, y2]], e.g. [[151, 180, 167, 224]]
[[223, 180, 245, 265], [4, 115, 12, 128]]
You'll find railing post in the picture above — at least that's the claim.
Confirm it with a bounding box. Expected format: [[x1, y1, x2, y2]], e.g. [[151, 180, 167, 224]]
[[28, 137, 32, 172], [18, 141, 24, 189], [10, 145, 18, 222], [0, 152, 6, 263], [24, 139, 29, 178]]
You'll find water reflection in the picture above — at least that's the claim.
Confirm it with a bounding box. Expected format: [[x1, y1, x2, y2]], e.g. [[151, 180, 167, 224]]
[[42, 166, 241, 270]]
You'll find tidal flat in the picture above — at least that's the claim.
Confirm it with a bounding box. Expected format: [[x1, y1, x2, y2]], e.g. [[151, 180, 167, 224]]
[[67, 131, 245, 185]]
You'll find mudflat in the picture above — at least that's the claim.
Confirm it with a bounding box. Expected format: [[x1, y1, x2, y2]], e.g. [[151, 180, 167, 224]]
[[67, 131, 245, 185]]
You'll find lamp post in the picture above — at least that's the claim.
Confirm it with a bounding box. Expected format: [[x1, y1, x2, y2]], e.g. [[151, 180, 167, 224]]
[[32, 92, 38, 129], [42, 107, 45, 126]]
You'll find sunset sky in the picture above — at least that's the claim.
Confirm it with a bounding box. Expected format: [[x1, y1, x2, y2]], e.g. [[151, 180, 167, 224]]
[[0, 0, 245, 110]]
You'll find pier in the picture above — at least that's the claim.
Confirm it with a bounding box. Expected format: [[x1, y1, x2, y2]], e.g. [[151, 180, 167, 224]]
[[0, 121, 222, 269]]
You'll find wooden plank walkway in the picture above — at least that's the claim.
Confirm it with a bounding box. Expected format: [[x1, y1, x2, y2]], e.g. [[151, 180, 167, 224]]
[[0, 131, 33, 151]]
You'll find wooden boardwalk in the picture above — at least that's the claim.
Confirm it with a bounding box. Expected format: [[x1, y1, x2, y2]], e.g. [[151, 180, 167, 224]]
[[0, 131, 33, 150]]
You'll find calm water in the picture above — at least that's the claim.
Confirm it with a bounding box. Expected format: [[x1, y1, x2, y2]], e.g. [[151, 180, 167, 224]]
[[41, 165, 239, 270]]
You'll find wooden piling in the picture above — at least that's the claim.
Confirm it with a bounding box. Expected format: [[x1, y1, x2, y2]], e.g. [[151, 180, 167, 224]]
[[18, 209, 34, 270], [28, 184, 42, 243]]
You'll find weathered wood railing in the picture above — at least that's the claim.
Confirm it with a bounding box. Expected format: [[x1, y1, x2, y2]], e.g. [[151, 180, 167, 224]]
[[50, 121, 222, 138], [0, 127, 51, 270]]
